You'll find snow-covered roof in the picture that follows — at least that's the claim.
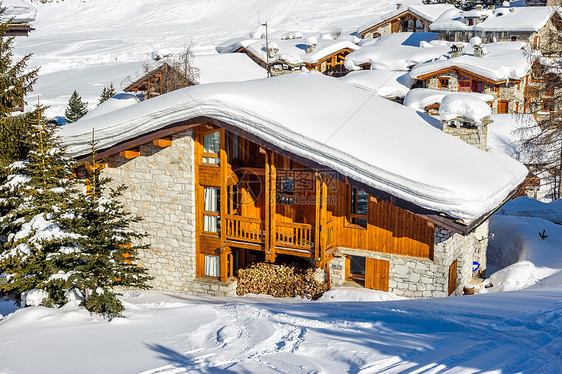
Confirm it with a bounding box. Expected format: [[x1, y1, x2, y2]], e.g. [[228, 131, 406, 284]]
[[345, 33, 448, 71], [358, 4, 455, 34], [338, 70, 413, 98], [404, 88, 494, 112], [121, 54, 267, 91], [439, 93, 492, 125], [1, 0, 36, 23], [431, 6, 560, 33], [59, 72, 526, 222], [80, 93, 141, 122], [410, 43, 533, 82], [219, 36, 359, 65]]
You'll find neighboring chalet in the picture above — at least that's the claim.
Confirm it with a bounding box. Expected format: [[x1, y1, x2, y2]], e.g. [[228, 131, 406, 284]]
[[2, 0, 36, 36], [217, 35, 359, 77], [358, 4, 454, 39], [122, 53, 267, 99], [404, 88, 494, 116], [60, 73, 527, 299], [430, 5, 562, 55], [410, 42, 537, 115]]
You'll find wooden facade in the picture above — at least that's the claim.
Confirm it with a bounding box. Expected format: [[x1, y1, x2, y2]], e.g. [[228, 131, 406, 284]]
[[123, 63, 195, 100], [191, 123, 435, 283], [360, 9, 431, 38]]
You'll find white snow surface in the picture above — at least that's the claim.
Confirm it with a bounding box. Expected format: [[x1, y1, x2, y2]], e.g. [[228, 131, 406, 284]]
[[1, 0, 36, 23], [345, 32, 448, 71], [16, 0, 428, 118], [439, 93, 492, 124], [430, 6, 559, 32], [404, 88, 494, 112], [20, 289, 48, 307], [59, 72, 526, 221], [358, 4, 455, 34], [80, 93, 140, 121], [338, 70, 413, 98], [410, 42, 533, 82], [487, 113, 539, 164]]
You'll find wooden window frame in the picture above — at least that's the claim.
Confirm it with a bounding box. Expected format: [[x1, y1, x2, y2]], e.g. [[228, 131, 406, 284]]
[[202, 186, 221, 236], [346, 186, 368, 229], [200, 129, 221, 166], [203, 254, 221, 279], [438, 77, 449, 88], [345, 255, 366, 284]]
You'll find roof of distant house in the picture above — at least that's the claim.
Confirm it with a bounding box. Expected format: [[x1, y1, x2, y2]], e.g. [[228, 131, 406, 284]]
[[1, 0, 36, 23], [358, 4, 455, 34], [338, 70, 414, 98]]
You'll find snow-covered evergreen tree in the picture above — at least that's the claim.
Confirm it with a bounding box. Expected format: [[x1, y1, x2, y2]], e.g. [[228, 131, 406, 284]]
[[64, 90, 88, 122], [98, 83, 116, 105], [61, 140, 152, 317], [0, 7, 39, 169], [0, 114, 82, 306]]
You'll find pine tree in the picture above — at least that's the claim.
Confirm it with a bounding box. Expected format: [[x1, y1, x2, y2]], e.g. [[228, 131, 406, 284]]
[[64, 90, 88, 123], [0, 7, 39, 170], [60, 137, 152, 318], [98, 83, 116, 105], [0, 110, 82, 306]]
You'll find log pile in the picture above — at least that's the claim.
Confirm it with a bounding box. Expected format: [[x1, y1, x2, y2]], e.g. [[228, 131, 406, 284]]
[[237, 262, 327, 299]]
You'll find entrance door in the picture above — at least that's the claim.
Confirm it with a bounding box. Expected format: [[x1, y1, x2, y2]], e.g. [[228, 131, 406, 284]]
[[498, 100, 509, 114], [365, 258, 389, 291], [448, 260, 457, 296]]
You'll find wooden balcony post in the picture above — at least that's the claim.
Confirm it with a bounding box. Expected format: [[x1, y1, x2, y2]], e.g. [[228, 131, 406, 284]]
[[314, 172, 321, 266], [269, 152, 276, 262], [320, 177, 328, 267], [264, 150, 271, 262], [219, 129, 228, 281]]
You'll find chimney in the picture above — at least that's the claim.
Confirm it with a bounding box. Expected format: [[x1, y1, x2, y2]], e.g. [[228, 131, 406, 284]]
[[305, 36, 318, 53], [510, 7, 516, 12], [473, 44, 483, 57], [475, 4, 483, 10], [489, 5, 495, 10], [450, 43, 464, 58], [267, 41, 279, 58], [396, 3, 402, 9]]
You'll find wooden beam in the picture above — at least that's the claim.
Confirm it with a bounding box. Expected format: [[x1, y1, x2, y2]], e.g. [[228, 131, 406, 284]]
[[314, 172, 321, 266], [320, 177, 328, 267], [270, 152, 277, 263], [119, 148, 139, 159], [264, 151, 271, 262], [153, 136, 172, 148], [219, 129, 228, 281]]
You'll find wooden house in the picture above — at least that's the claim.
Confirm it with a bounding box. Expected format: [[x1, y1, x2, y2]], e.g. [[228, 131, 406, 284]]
[[358, 4, 454, 39], [219, 36, 359, 77], [431, 6, 562, 56], [6, 23, 33, 36], [61, 73, 527, 299]]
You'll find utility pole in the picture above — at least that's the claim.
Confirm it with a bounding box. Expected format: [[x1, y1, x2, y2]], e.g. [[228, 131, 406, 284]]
[[262, 21, 271, 78]]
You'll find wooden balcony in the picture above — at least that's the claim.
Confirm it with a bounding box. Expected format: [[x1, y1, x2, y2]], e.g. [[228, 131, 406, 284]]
[[224, 214, 315, 257]]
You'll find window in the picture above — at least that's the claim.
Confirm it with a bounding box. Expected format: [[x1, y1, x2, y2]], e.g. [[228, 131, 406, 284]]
[[498, 100, 509, 114], [202, 130, 220, 165], [510, 35, 517, 42], [471, 80, 483, 93], [542, 99, 554, 112], [277, 176, 295, 205], [458, 76, 471, 92], [438, 77, 449, 88], [203, 187, 220, 233], [226, 132, 239, 162], [347, 255, 365, 283], [204, 255, 220, 278], [349, 187, 368, 228]]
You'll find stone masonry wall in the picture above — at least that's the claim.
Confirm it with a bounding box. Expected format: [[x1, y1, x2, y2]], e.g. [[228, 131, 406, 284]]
[[103, 129, 198, 294], [330, 222, 489, 298], [443, 124, 488, 150]]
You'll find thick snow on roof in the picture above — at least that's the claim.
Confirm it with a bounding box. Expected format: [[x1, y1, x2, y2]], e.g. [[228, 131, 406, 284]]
[[220, 37, 359, 65], [487, 114, 539, 164], [121, 54, 267, 90], [345, 32, 448, 71], [439, 93, 491, 125], [338, 70, 413, 98], [59, 72, 526, 222], [404, 88, 494, 112], [1, 0, 36, 23], [358, 4, 455, 34], [431, 6, 559, 33], [410, 43, 533, 82], [80, 93, 141, 121]]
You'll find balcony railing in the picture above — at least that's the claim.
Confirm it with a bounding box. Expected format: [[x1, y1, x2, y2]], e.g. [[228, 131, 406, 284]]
[[224, 214, 264, 244], [275, 221, 313, 251]]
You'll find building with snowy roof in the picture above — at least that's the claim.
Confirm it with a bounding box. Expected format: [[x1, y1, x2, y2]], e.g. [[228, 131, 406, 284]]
[[59, 72, 526, 299], [2, 0, 36, 36], [217, 35, 359, 77], [410, 41, 539, 115], [430, 5, 562, 55], [122, 53, 267, 100], [358, 4, 455, 39]]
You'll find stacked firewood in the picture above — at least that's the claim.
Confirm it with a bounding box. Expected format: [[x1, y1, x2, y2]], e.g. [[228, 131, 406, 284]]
[[237, 262, 327, 299]]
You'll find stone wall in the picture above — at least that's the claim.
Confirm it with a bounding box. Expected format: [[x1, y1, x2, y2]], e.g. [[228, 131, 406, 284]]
[[103, 129, 198, 294], [443, 123, 488, 150], [330, 222, 489, 298]]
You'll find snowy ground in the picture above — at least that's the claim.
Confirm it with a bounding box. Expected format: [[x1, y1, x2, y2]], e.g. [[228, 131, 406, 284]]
[[13, 0, 423, 117], [1, 198, 562, 373]]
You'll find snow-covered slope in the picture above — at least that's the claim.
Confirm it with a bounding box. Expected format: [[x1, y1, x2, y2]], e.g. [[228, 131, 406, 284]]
[[13, 0, 425, 117]]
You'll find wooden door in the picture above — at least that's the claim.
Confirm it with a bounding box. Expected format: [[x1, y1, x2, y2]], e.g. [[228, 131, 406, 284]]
[[365, 258, 389, 291], [391, 20, 400, 33], [448, 260, 457, 296], [498, 100, 509, 114]]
